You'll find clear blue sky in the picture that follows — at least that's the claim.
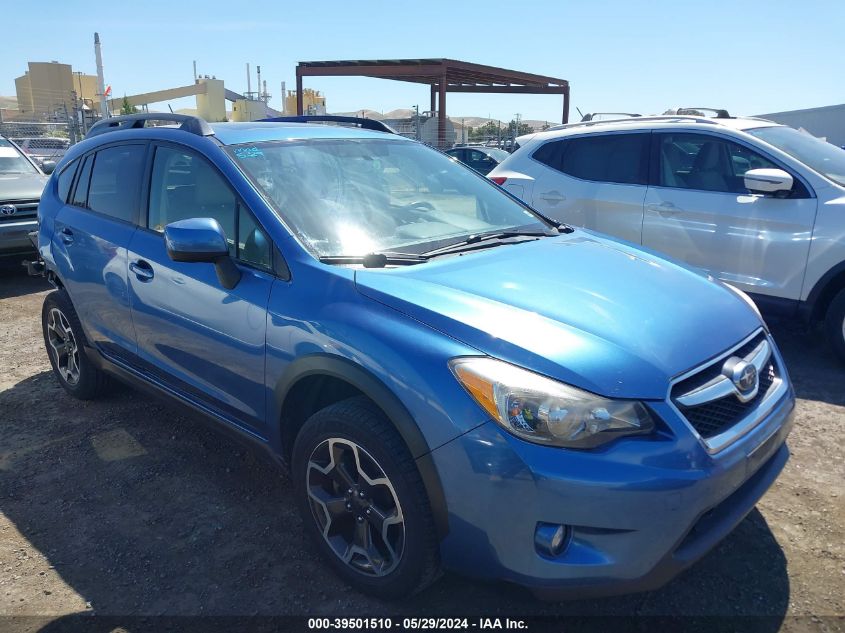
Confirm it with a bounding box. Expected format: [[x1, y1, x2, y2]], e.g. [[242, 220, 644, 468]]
[[2, 0, 843, 123]]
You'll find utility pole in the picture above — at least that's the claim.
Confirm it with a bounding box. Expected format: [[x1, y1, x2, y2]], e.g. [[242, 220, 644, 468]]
[[94, 32, 109, 119]]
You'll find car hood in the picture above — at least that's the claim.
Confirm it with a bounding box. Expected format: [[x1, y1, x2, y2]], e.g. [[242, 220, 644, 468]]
[[354, 233, 761, 399], [0, 171, 48, 201]]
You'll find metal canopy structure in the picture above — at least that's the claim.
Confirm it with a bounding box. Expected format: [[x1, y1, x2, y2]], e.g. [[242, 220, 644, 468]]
[[295, 58, 570, 147]]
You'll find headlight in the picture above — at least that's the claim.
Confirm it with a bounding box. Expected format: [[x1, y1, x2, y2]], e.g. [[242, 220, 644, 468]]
[[449, 357, 654, 449]]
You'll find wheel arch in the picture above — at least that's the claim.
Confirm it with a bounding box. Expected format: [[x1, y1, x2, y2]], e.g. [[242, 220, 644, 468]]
[[802, 261, 845, 324], [273, 354, 449, 539]]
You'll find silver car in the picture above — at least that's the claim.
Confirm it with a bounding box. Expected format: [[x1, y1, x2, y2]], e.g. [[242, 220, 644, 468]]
[[0, 137, 48, 258]]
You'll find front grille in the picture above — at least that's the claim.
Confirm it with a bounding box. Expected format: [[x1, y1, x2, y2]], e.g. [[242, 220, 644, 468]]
[[671, 332, 780, 440], [0, 199, 38, 223]]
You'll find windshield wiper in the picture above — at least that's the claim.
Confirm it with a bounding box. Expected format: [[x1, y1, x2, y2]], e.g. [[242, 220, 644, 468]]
[[422, 229, 556, 258], [319, 251, 429, 268]]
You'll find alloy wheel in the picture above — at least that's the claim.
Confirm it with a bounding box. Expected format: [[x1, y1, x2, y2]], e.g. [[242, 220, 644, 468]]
[[306, 437, 405, 576], [46, 307, 80, 386]]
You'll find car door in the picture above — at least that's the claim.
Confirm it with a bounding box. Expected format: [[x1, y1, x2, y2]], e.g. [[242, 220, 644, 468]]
[[52, 143, 147, 362], [127, 143, 275, 434], [642, 131, 817, 301], [529, 132, 650, 243]]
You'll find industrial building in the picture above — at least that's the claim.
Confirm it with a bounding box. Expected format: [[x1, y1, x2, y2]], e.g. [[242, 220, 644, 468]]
[[14, 61, 101, 118], [284, 88, 325, 116]]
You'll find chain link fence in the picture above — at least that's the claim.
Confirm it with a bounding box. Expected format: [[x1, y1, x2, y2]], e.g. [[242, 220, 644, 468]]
[[0, 119, 79, 169]]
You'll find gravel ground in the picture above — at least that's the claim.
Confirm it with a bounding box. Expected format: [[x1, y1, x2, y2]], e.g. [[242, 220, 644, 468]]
[[0, 266, 843, 631]]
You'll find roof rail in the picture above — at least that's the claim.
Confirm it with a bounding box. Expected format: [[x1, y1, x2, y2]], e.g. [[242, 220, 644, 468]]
[[580, 112, 641, 122], [259, 115, 396, 134], [547, 115, 721, 132], [664, 107, 731, 119], [86, 113, 214, 139]]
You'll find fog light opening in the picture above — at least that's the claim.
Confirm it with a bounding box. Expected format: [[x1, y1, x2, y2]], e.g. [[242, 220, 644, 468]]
[[534, 522, 571, 558]]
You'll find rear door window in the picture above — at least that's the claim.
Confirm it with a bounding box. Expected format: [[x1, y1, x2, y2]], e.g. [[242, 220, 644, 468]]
[[561, 134, 649, 184], [87, 145, 146, 222], [532, 134, 650, 185]]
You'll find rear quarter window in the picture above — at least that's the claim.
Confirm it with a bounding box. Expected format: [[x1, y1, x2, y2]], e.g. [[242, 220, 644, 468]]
[[57, 160, 78, 202]]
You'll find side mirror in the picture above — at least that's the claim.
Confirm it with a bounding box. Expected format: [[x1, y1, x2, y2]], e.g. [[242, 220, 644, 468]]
[[41, 160, 56, 175], [164, 217, 241, 289], [744, 168, 793, 195]]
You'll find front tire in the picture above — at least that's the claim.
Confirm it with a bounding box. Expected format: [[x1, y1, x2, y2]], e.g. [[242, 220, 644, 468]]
[[291, 396, 440, 599], [825, 288, 845, 364], [42, 290, 111, 400]]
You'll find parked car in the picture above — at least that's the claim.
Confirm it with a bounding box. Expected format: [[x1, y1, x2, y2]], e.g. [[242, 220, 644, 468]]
[[445, 145, 509, 175], [0, 136, 48, 259], [490, 111, 845, 362], [11, 136, 68, 171], [34, 113, 794, 600]]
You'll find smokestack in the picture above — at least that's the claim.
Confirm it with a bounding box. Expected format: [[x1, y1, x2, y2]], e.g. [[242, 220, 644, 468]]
[[256, 65, 261, 102], [281, 81, 286, 114], [193, 60, 197, 82], [262, 80, 267, 103], [246, 63, 251, 97], [94, 32, 109, 118]]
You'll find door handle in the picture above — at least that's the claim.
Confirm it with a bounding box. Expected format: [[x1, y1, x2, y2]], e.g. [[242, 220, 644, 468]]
[[646, 202, 681, 215], [539, 190, 566, 204], [129, 260, 155, 282], [59, 227, 74, 244]]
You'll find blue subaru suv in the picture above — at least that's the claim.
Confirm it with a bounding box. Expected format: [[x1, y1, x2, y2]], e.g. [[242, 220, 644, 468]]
[[34, 113, 795, 599]]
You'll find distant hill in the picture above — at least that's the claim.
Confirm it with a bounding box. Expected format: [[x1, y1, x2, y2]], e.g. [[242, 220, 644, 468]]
[[332, 108, 554, 131], [0, 95, 19, 110]]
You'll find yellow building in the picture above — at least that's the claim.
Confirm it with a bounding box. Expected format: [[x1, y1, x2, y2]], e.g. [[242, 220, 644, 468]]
[[15, 61, 100, 117], [285, 88, 326, 115]]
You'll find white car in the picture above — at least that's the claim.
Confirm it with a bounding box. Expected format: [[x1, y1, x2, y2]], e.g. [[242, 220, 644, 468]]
[[489, 111, 845, 361]]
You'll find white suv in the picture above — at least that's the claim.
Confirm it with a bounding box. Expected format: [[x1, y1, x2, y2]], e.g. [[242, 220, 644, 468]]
[[489, 112, 845, 361]]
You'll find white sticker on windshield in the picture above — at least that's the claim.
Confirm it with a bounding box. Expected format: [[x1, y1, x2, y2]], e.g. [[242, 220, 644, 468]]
[[0, 148, 19, 157]]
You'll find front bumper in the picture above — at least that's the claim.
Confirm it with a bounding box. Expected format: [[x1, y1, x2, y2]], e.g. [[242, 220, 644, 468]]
[[0, 218, 37, 255], [430, 388, 794, 598]]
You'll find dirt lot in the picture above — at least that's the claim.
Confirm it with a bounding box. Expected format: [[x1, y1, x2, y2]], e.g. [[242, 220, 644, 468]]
[[1, 266, 843, 631]]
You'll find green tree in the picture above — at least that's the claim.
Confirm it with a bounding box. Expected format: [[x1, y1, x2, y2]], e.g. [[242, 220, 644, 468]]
[[468, 119, 533, 142], [120, 95, 138, 115]]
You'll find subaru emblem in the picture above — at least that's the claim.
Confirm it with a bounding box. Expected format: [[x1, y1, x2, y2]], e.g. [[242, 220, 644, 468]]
[[731, 360, 758, 393]]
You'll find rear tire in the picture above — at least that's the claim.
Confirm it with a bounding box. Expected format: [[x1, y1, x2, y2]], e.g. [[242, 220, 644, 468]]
[[42, 290, 111, 400], [825, 288, 845, 364], [291, 396, 440, 599]]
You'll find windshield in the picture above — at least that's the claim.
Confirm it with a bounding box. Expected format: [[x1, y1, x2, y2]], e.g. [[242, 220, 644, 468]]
[[0, 139, 39, 175], [228, 138, 547, 258], [747, 126, 845, 187]]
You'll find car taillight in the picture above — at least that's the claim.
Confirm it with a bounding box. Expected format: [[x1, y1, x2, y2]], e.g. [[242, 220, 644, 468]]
[[490, 176, 507, 185]]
